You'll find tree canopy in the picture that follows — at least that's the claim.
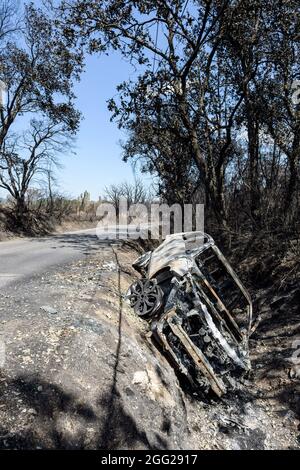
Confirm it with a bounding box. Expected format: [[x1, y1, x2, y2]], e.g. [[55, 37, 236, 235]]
[[59, 0, 300, 232]]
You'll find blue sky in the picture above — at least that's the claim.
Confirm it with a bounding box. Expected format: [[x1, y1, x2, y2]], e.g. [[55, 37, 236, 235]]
[[0, 51, 149, 201], [59, 52, 149, 201]]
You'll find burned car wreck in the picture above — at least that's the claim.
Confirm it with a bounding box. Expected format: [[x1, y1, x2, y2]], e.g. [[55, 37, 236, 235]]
[[127, 232, 252, 397]]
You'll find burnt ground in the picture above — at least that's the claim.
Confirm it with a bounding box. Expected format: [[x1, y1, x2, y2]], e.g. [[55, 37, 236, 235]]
[[0, 242, 299, 449]]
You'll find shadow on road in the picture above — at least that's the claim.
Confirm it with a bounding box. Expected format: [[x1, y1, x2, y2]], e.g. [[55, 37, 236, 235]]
[[0, 371, 154, 450], [30, 233, 111, 255], [95, 246, 159, 450]]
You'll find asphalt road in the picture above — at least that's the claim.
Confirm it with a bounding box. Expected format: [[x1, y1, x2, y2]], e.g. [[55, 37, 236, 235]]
[[0, 228, 103, 288]]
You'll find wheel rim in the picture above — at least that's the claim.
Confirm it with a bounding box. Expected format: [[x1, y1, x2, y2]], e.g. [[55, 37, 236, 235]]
[[129, 279, 163, 317]]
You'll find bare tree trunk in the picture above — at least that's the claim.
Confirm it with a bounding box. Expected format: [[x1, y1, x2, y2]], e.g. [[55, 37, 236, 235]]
[[284, 114, 300, 217], [246, 101, 261, 228], [285, 153, 299, 221], [179, 102, 229, 231], [47, 170, 54, 215], [15, 192, 28, 228]]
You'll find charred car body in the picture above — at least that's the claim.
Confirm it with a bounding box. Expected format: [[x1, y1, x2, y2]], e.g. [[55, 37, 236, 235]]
[[127, 232, 252, 397]]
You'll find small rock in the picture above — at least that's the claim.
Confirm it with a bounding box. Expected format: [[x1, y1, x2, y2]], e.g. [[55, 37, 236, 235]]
[[101, 262, 117, 271], [40, 306, 58, 315]]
